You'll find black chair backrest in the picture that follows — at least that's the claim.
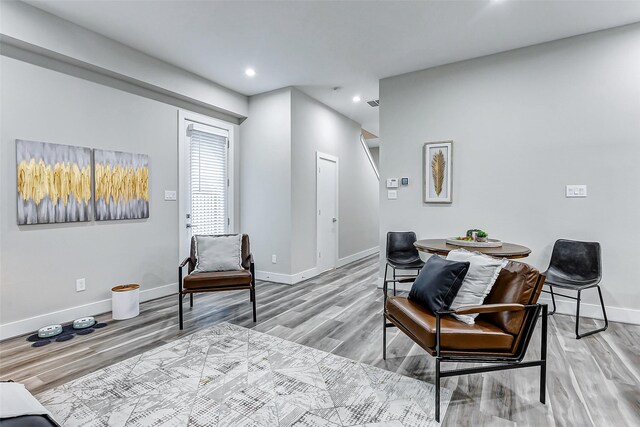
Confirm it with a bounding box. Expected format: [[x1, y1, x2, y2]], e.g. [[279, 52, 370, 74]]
[[547, 239, 601, 282], [386, 231, 420, 263]]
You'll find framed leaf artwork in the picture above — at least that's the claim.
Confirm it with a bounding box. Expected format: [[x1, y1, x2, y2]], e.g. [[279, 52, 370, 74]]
[[423, 141, 452, 203]]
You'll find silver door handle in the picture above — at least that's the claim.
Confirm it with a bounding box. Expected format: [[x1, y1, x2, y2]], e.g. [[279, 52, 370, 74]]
[[332, 218, 337, 223]]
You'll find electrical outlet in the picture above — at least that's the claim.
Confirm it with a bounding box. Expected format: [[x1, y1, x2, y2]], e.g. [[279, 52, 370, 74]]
[[271, 254, 277, 264], [566, 185, 587, 198], [76, 278, 86, 292], [164, 190, 177, 201]]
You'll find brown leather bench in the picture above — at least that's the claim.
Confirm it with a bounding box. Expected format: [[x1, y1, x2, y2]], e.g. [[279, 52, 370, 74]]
[[383, 259, 547, 422]]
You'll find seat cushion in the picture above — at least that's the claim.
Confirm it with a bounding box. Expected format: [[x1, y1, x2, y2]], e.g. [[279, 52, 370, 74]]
[[408, 255, 469, 314], [446, 249, 508, 324], [387, 258, 425, 269], [479, 260, 542, 335], [542, 270, 599, 290], [385, 296, 514, 352], [183, 269, 252, 289]]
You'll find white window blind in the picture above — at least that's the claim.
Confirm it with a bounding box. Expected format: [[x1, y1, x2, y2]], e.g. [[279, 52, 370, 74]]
[[188, 123, 228, 236]]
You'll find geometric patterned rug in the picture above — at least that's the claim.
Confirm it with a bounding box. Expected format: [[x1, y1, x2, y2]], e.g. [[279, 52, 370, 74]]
[[36, 322, 451, 426]]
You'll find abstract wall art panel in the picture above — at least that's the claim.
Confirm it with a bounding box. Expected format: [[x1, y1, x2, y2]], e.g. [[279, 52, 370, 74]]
[[94, 149, 149, 220], [16, 139, 93, 225]]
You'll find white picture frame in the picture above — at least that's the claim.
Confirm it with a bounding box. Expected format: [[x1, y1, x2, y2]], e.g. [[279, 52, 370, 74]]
[[423, 141, 453, 203]]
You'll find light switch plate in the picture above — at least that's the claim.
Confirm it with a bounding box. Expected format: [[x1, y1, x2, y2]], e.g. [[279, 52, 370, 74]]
[[387, 190, 398, 200], [566, 185, 587, 198], [386, 178, 398, 189], [164, 190, 177, 201]]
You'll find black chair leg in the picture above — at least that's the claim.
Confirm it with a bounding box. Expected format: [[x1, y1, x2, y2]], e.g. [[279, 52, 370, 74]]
[[435, 358, 441, 422], [392, 267, 397, 296], [540, 304, 548, 404], [190, 293, 193, 307], [383, 264, 389, 301], [548, 285, 557, 315], [576, 286, 608, 339], [382, 315, 387, 360], [179, 292, 184, 330], [252, 288, 257, 322]]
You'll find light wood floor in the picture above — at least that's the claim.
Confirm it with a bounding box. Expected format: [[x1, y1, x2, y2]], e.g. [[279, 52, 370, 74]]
[[1, 255, 639, 426]]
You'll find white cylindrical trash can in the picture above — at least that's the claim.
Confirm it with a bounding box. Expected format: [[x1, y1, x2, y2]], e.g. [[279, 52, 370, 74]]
[[112, 284, 140, 320]]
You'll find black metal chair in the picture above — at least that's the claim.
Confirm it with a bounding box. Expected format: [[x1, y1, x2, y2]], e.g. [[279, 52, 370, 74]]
[[542, 239, 608, 339], [384, 231, 425, 296]]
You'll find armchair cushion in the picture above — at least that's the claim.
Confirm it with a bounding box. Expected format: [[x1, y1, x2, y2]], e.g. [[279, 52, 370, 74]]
[[386, 296, 514, 352], [446, 249, 508, 324], [408, 255, 469, 313], [183, 270, 252, 289], [193, 234, 243, 273], [479, 260, 543, 335]]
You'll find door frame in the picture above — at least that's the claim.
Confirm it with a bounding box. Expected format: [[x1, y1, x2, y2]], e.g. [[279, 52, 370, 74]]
[[316, 152, 339, 272], [178, 110, 235, 262]]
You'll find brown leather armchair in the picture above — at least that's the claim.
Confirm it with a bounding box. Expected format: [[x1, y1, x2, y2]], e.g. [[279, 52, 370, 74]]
[[383, 259, 547, 422], [178, 234, 256, 329]]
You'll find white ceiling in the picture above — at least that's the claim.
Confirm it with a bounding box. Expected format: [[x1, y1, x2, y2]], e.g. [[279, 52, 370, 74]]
[[26, 0, 640, 136]]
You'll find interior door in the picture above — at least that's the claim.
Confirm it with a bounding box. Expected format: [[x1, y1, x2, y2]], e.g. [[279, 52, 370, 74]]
[[180, 119, 230, 257], [317, 153, 338, 273]]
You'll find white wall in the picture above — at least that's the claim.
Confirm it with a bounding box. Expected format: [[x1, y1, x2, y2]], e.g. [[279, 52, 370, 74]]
[[239, 89, 293, 276], [0, 1, 248, 118], [0, 56, 180, 335], [240, 88, 380, 283], [291, 89, 379, 273], [379, 24, 640, 324], [369, 146, 379, 169]]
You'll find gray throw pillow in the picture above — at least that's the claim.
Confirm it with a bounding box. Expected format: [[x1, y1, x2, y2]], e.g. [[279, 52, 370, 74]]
[[193, 234, 243, 273]]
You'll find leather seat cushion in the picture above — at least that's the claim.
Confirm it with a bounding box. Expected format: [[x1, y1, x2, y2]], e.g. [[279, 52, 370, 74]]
[[542, 269, 598, 290], [183, 269, 252, 289], [387, 258, 425, 269], [479, 260, 542, 335], [385, 296, 514, 352]]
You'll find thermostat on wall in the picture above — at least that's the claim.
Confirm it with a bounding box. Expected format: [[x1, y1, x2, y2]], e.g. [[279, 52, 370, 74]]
[[401, 178, 409, 186], [386, 178, 398, 188]]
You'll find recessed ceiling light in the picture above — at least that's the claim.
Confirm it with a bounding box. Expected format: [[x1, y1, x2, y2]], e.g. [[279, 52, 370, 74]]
[[245, 68, 256, 77], [352, 95, 361, 103]]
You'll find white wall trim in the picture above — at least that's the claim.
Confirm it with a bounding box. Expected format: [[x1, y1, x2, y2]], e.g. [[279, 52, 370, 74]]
[[316, 152, 340, 272], [178, 109, 237, 262], [255, 267, 318, 285], [0, 283, 177, 341], [337, 246, 380, 267], [258, 247, 379, 285], [538, 296, 640, 326]]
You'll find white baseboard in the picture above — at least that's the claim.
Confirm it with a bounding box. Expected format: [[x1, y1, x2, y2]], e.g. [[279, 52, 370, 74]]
[[337, 246, 379, 267], [257, 246, 379, 285], [538, 296, 640, 325], [255, 267, 318, 285], [0, 282, 177, 341]]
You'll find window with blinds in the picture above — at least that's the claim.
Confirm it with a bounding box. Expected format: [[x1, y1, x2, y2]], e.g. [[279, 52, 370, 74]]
[[187, 123, 228, 236]]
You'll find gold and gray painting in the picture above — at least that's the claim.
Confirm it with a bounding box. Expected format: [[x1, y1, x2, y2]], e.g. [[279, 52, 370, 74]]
[[94, 149, 149, 220], [16, 140, 92, 225]]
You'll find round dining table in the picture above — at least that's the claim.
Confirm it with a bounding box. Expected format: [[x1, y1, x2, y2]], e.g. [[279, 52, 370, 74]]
[[414, 239, 531, 259]]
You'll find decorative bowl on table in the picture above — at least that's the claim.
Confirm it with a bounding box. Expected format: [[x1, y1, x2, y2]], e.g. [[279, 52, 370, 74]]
[[446, 237, 503, 248], [446, 229, 502, 247]]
